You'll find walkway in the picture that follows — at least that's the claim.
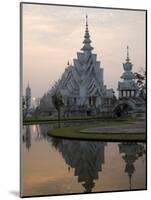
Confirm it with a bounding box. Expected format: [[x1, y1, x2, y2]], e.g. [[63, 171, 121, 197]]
[[80, 121, 146, 134]]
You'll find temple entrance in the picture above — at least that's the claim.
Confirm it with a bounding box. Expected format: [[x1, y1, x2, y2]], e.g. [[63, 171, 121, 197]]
[[113, 99, 135, 118], [114, 103, 133, 117], [87, 110, 91, 116]]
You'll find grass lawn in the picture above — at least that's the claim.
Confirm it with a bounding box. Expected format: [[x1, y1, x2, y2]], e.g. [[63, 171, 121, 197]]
[[48, 123, 146, 141]]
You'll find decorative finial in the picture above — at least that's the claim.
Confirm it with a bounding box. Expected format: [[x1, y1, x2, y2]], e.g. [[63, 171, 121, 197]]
[[86, 14, 88, 26], [126, 45, 130, 62], [67, 60, 69, 66], [85, 14, 89, 32], [127, 45, 129, 58]]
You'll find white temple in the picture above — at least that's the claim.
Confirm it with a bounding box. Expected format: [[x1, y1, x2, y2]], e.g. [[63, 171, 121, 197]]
[[53, 15, 114, 116]]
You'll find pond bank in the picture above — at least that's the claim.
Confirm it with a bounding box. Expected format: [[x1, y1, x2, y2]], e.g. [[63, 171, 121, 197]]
[[48, 120, 146, 141]]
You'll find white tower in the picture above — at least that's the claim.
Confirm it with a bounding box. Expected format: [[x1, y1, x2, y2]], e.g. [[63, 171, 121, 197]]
[[25, 82, 31, 112]]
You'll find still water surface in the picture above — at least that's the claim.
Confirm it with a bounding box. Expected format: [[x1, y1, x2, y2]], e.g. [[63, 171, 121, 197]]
[[21, 123, 146, 197]]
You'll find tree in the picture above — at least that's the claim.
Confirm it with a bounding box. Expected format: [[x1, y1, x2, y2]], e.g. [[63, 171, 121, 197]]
[[134, 69, 146, 100], [52, 92, 64, 120], [34, 106, 40, 119]]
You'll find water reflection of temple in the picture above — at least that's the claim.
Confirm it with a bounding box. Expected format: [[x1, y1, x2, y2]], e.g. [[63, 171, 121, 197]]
[[22, 126, 31, 151], [51, 138, 106, 193], [118, 142, 146, 190]]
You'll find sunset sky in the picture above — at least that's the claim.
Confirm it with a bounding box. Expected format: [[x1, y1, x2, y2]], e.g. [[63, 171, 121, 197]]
[[22, 3, 146, 98]]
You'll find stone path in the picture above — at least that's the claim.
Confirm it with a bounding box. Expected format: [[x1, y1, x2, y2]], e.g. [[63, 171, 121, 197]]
[[80, 121, 146, 134]]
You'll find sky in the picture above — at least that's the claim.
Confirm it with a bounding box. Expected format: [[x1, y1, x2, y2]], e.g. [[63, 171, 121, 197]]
[[22, 3, 146, 98]]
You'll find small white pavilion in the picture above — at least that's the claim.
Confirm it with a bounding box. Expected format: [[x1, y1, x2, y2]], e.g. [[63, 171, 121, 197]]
[[118, 46, 138, 99]]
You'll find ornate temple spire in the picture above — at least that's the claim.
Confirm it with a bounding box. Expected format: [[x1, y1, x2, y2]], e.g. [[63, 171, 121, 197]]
[[120, 45, 135, 81], [126, 45, 130, 62], [81, 15, 94, 52]]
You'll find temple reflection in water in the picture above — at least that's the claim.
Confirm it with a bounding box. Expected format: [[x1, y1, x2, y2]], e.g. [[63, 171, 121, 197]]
[[51, 138, 107, 192], [22, 126, 31, 151], [118, 142, 146, 190]]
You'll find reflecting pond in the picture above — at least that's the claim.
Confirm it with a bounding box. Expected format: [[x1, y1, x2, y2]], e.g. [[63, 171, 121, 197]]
[[21, 123, 146, 197]]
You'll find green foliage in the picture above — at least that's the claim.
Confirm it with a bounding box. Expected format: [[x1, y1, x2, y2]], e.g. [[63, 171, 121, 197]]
[[134, 71, 146, 87], [134, 70, 146, 100], [52, 92, 64, 110]]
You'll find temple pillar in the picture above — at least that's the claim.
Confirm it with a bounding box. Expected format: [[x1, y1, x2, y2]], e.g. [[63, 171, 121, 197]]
[[121, 91, 123, 97], [129, 90, 131, 97], [119, 91, 121, 98], [127, 91, 129, 97]]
